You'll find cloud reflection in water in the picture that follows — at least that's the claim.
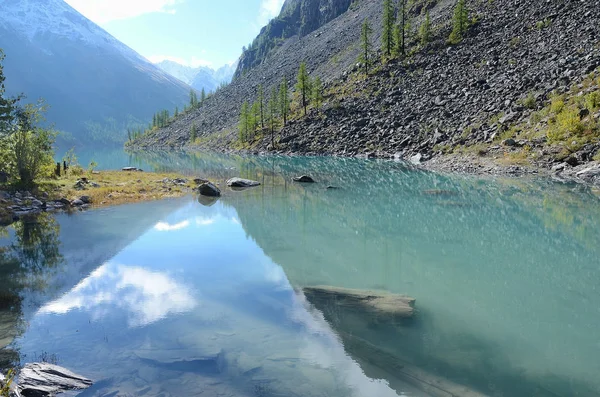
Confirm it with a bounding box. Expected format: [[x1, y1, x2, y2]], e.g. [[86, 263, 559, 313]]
[[40, 263, 197, 327]]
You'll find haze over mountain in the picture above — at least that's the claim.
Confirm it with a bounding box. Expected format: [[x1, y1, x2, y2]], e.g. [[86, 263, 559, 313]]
[[0, 0, 191, 147], [155, 60, 238, 94]]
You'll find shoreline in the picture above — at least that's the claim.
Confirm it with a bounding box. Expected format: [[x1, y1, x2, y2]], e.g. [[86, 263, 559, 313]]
[[0, 170, 199, 226]]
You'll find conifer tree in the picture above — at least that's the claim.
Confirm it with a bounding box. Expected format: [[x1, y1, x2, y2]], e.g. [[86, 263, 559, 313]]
[[268, 86, 279, 148], [393, 0, 409, 57], [258, 84, 265, 129], [250, 101, 260, 139], [359, 18, 374, 75], [296, 62, 311, 116], [0, 49, 16, 132], [312, 76, 323, 112], [189, 90, 198, 108], [419, 11, 431, 47], [279, 77, 290, 126], [174, 107, 179, 117], [449, 0, 469, 44], [381, 0, 396, 58], [239, 101, 249, 142], [190, 122, 197, 142], [200, 88, 206, 104]]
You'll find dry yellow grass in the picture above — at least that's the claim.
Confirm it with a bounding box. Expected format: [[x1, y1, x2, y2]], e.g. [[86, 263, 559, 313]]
[[40, 170, 195, 208]]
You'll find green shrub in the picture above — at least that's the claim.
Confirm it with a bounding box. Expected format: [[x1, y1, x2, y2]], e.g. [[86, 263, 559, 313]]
[[522, 93, 537, 109], [548, 107, 584, 142], [585, 91, 600, 111]]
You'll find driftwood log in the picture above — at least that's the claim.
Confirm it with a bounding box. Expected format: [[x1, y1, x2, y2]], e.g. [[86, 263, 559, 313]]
[[302, 285, 416, 321]]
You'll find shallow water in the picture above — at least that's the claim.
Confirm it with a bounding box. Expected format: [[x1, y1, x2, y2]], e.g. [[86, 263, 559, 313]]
[[2, 151, 600, 396]]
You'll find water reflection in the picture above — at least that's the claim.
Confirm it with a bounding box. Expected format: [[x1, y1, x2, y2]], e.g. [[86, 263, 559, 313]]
[[3, 151, 600, 396], [41, 264, 197, 327]]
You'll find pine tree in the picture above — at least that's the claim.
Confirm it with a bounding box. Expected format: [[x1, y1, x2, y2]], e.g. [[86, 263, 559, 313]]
[[449, 0, 469, 44], [381, 0, 396, 59], [279, 77, 290, 126], [0, 49, 16, 132], [190, 122, 197, 142], [393, 0, 409, 58], [312, 76, 323, 112], [359, 18, 374, 75], [189, 90, 198, 108], [174, 107, 179, 117], [296, 62, 311, 116], [239, 101, 249, 142], [419, 11, 431, 47], [250, 101, 260, 139], [200, 88, 206, 104], [258, 84, 265, 129], [268, 86, 279, 148]]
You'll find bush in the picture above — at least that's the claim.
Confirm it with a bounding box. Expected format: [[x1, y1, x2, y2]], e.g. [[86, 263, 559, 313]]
[[548, 107, 584, 142], [585, 91, 600, 111], [522, 93, 537, 109]]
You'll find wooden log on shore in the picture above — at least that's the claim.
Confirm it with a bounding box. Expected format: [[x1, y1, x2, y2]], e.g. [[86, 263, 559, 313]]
[[302, 285, 416, 320]]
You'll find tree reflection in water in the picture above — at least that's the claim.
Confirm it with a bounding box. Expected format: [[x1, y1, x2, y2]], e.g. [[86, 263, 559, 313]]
[[0, 213, 63, 370]]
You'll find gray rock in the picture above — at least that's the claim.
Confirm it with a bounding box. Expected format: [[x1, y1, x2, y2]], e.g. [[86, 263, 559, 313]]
[[551, 163, 567, 172], [503, 138, 517, 147], [410, 153, 423, 165], [17, 363, 92, 397], [57, 198, 70, 206], [193, 178, 209, 185], [71, 199, 84, 207], [293, 175, 316, 183], [227, 177, 261, 188], [576, 165, 600, 179], [79, 196, 91, 204], [198, 182, 221, 197]]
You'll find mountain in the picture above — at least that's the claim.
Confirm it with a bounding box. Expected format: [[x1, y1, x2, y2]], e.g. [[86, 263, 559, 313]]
[[155, 60, 237, 93], [132, 0, 600, 175], [0, 0, 191, 146]]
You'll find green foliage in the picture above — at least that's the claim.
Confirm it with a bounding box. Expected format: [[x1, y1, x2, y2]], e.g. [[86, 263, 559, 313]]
[[189, 89, 198, 108], [1, 369, 14, 397], [279, 77, 290, 125], [585, 91, 600, 110], [359, 18, 374, 75], [0, 50, 17, 133], [200, 88, 206, 104], [548, 107, 584, 142], [239, 101, 250, 143], [296, 62, 311, 116], [381, 0, 396, 58], [448, 0, 470, 44], [190, 122, 197, 142], [87, 160, 98, 175], [522, 93, 537, 109], [312, 76, 324, 111], [267, 86, 280, 146], [258, 84, 265, 129], [419, 11, 431, 47], [393, 1, 411, 58]]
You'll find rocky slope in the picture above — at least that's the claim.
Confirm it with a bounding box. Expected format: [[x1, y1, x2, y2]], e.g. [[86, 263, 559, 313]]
[[133, 0, 600, 178]]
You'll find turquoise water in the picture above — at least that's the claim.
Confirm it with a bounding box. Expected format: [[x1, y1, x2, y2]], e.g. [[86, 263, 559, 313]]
[[2, 151, 600, 396]]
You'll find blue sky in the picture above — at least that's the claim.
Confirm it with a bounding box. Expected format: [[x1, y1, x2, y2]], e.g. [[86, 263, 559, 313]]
[[65, 0, 285, 69]]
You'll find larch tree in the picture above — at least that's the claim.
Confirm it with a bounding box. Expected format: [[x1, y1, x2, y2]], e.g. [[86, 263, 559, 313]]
[[258, 84, 265, 129], [419, 11, 431, 47], [279, 77, 290, 126], [449, 0, 470, 44], [393, 0, 409, 58], [381, 0, 396, 59], [296, 62, 311, 116], [239, 101, 250, 143], [200, 88, 206, 104], [268, 86, 279, 148], [359, 18, 374, 75], [190, 122, 197, 142]]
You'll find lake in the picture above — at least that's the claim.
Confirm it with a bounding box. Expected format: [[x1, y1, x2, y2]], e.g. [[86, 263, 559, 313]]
[[2, 150, 600, 396]]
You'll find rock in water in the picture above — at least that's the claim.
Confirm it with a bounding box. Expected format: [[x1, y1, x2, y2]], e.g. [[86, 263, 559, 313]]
[[122, 167, 142, 172], [226, 177, 261, 188], [303, 286, 415, 320], [17, 363, 92, 396], [293, 175, 316, 183], [198, 182, 221, 197]]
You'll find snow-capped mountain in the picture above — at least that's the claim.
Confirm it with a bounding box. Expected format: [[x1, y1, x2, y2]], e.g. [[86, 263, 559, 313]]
[[0, 0, 191, 146], [155, 60, 238, 93]]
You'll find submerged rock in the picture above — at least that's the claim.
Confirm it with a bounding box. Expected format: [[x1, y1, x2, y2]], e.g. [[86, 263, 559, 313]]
[[227, 177, 261, 188], [293, 175, 316, 183], [303, 286, 415, 319], [122, 167, 143, 172], [198, 182, 221, 197], [16, 363, 92, 396]]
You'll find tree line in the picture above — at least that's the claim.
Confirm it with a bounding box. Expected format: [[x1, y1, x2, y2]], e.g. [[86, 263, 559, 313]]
[[360, 0, 471, 74], [237, 61, 323, 147]]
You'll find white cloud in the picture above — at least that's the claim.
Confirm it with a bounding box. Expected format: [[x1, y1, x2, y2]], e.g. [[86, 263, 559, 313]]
[[148, 55, 213, 68], [65, 0, 183, 24], [257, 0, 285, 26], [154, 220, 190, 232], [195, 217, 216, 226]]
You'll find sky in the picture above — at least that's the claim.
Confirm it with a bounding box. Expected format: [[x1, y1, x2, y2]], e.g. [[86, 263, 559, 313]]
[[64, 0, 286, 69]]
